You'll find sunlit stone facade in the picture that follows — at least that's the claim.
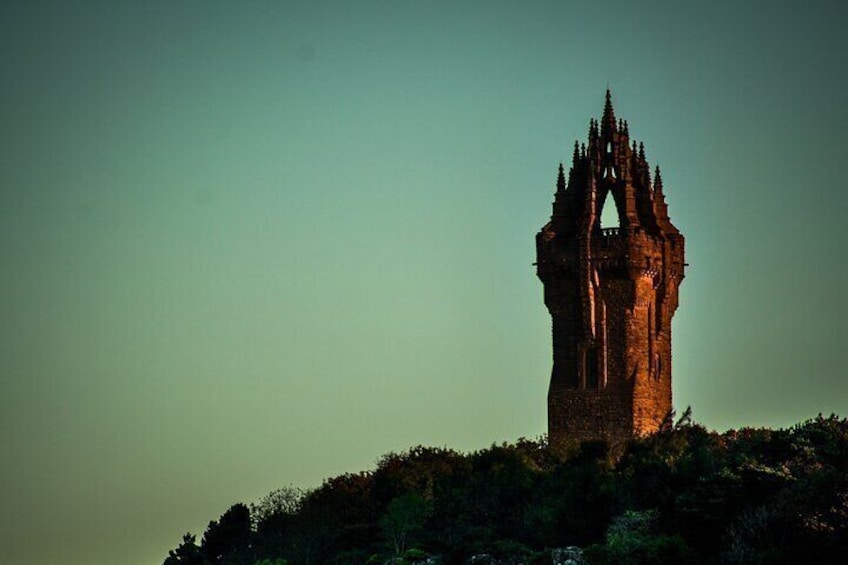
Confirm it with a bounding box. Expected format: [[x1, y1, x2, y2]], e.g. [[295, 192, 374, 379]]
[[536, 91, 686, 447]]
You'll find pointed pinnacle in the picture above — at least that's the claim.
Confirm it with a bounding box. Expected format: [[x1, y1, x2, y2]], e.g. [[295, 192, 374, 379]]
[[602, 88, 616, 133], [556, 162, 566, 192], [573, 141, 580, 163], [638, 142, 645, 161], [654, 165, 664, 193]]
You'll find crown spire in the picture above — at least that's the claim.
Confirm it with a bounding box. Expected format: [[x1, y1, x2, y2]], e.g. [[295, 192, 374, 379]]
[[601, 88, 616, 136]]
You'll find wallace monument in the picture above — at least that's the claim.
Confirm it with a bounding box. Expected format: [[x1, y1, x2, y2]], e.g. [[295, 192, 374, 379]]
[[537, 90, 685, 447]]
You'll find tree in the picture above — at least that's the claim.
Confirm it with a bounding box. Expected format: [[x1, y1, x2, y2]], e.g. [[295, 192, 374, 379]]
[[379, 492, 432, 556], [251, 486, 303, 529], [584, 510, 691, 565], [202, 503, 253, 564], [251, 486, 303, 558], [163, 533, 207, 565]]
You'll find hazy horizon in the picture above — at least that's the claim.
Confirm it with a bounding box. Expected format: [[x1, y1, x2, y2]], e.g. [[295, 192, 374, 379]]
[[2, 1, 847, 563]]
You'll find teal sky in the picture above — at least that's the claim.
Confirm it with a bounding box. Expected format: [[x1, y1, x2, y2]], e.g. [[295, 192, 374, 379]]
[[2, 1, 847, 563]]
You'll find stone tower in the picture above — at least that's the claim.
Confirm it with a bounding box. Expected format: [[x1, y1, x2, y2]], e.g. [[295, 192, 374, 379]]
[[536, 91, 685, 447]]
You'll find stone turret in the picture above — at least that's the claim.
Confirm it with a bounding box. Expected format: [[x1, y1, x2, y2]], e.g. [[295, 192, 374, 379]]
[[536, 91, 685, 447]]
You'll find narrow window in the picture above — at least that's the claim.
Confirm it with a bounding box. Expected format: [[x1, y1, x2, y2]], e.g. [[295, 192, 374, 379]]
[[648, 308, 660, 380], [585, 346, 599, 388]]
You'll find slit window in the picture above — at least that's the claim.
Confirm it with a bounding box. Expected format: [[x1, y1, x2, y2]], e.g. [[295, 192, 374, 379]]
[[585, 346, 599, 388]]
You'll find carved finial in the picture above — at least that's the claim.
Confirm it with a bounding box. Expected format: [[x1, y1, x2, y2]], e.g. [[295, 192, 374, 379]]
[[654, 165, 664, 194], [581, 142, 586, 158], [623, 120, 629, 135], [638, 142, 645, 161], [573, 140, 580, 164]]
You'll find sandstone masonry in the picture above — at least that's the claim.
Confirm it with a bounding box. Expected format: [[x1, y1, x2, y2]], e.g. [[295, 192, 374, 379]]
[[536, 91, 685, 446]]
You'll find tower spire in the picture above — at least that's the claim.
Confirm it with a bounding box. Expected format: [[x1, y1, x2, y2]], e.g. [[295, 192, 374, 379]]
[[601, 88, 616, 136]]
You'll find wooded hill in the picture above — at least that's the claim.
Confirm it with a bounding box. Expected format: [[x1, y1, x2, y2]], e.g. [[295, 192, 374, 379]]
[[163, 412, 848, 564]]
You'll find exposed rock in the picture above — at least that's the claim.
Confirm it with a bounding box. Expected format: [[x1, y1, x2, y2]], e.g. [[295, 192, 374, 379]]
[[383, 555, 441, 565], [468, 555, 498, 565], [466, 553, 537, 565], [551, 546, 585, 565]]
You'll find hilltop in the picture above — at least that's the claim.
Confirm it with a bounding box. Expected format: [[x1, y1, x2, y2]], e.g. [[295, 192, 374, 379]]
[[163, 413, 848, 565]]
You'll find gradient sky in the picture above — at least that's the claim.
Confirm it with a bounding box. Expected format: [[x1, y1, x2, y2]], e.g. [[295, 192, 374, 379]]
[[2, 1, 847, 564]]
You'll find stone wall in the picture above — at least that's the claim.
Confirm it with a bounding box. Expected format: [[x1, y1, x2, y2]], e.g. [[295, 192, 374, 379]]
[[536, 93, 684, 447]]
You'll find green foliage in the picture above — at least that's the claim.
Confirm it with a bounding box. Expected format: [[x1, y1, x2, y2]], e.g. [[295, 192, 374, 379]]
[[583, 509, 692, 564], [163, 533, 207, 565], [162, 413, 848, 565], [202, 503, 253, 565], [250, 487, 304, 558], [379, 492, 433, 556], [251, 487, 303, 529]]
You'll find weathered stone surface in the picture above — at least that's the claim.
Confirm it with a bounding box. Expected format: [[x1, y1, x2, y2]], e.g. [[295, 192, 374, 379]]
[[384, 556, 441, 565], [467, 555, 502, 565], [537, 91, 685, 446], [551, 546, 585, 565], [466, 555, 528, 565]]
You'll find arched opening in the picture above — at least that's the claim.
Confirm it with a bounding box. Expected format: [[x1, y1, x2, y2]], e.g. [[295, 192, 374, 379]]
[[599, 191, 621, 229]]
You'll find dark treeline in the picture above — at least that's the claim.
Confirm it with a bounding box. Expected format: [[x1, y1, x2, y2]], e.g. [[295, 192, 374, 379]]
[[164, 412, 848, 564]]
